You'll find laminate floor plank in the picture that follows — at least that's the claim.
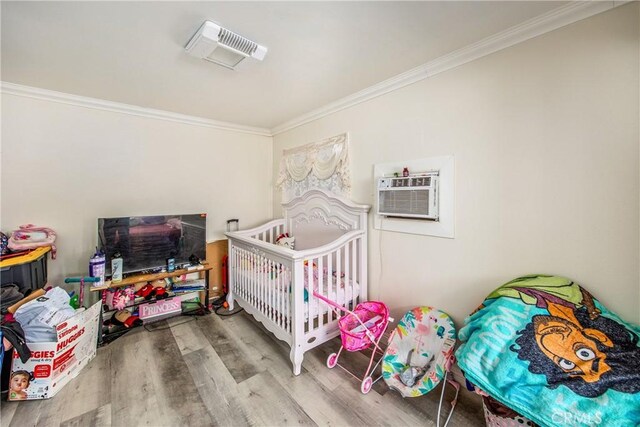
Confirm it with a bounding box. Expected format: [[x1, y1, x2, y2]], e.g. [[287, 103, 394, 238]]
[[141, 321, 214, 427], [236, 370, 317, 427], [331, 378, 431, 427], [196, 315, 261, 383], [223, 313, 478, 427], [402, 380, 485, 427], [109, 328, 167, 427], [59, 403, 112, 427], [217, 314, 365, 426], [206, 313, 374, 427], [0, 398, 18, 427], [7, 399, 43, 427], [220, 313, 295, 376], [32, 349, 110, 427], [57, 341, 112, 423], [232, 313, 356, 393], [279, 367, 375, 427], [297, 341, 352, 393], [182, 347, 251, 427], [167, 317, 205, 356]]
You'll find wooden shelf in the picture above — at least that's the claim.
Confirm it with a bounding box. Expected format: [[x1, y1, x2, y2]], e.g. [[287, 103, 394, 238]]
[[89, 264, 212, 292]]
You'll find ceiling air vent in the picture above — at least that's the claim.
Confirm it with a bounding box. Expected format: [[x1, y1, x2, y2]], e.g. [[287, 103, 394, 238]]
[[185, 21, 268, 70]]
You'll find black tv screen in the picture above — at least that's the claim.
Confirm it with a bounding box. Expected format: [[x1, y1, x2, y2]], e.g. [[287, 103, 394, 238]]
[[98, 213, 206, 276]]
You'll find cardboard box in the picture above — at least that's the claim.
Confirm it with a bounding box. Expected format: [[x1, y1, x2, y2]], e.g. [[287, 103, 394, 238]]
[[8, 302, 101, 401], [206, 239, 227, 300]]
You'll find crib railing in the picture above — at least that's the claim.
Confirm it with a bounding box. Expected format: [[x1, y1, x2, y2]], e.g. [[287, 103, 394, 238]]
[[296, 234, 364, 338], [227, 228, 367, 374], [245, 219, 288, 244], [228, 239, 295, 345]]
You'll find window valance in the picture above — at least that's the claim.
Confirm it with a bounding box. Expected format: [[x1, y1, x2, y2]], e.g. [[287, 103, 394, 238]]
[[276, 133, 350, 199]]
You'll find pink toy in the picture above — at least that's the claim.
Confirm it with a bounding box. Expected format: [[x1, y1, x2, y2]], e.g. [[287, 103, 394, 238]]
[[314, 292, 391, 394], [112, 287, 134, 310]]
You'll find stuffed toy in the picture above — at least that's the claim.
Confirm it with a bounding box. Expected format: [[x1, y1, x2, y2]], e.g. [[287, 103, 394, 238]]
[[135, 283, 155, 300], [275, 233, 295, 250], [135, 281, 169, 300], [112, 287, 134, 310], [154, 287, 169, 300], [107, 310, 142, 328]]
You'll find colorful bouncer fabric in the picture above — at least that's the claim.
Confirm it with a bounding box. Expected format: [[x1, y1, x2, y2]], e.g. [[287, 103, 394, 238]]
[[455, 275, 640, 427], [382, 306, 456, 397]]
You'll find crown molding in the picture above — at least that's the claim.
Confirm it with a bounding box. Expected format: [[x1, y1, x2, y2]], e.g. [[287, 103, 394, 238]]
[[271, 1, 623, 135], [0, 82, 273, 137]]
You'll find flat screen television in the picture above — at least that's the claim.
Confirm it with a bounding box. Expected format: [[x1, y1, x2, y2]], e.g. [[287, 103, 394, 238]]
[[98, 213, 206, 276]]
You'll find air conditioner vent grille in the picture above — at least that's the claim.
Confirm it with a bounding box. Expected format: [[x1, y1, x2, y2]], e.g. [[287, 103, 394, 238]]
[[411, 177, 431, 186], [379, 189, 430, 216], [219, 28, 258, 56], [392, 178, 409, 188]]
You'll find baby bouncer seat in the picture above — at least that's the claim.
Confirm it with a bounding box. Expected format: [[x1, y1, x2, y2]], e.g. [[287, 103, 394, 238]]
[[382, 306, 459, 427]]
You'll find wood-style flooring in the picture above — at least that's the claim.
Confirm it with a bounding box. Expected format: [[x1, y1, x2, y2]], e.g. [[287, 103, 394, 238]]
[[1, 311, 485, 426]]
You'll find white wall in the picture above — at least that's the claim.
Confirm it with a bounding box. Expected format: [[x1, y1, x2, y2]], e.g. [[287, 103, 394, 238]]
[[1, 95, 272, 283], [273, 4, 640, 324]]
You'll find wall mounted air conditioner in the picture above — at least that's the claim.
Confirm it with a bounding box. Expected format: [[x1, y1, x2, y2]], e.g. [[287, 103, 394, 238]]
[[376, 172, 439, 220], [185, 21, 268, 70]]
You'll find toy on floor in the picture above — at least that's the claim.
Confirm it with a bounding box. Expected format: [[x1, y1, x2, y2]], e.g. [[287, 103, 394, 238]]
[[107, 310, 142, 328], [315, 292, 392, 394], [382, 306, 459, 427]]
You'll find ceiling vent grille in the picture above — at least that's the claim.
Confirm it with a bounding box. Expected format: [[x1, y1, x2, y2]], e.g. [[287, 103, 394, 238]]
[[218, 28, 258, 57], [185, 21, 267, 70]]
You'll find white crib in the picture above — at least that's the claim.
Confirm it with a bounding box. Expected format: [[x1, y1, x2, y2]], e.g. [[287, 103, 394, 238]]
[[225, 189, 370, 375]]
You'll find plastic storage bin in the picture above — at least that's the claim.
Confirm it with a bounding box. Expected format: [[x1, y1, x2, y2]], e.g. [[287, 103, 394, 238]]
[[0, 246, 50, 293]]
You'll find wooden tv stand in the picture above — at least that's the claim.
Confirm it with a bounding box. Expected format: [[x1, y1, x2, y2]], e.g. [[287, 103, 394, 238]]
[[90, 264, 212, 342]]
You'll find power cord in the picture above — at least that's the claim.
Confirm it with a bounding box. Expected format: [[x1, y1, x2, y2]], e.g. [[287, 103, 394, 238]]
[[212, 294, 244, 316]]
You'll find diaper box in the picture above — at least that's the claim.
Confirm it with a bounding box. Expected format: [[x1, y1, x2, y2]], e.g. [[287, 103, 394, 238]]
[[8, 302, 101, 401]]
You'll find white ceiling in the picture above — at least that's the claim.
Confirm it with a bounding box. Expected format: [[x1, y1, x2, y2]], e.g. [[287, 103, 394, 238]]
[[2, 1, 567, 129]]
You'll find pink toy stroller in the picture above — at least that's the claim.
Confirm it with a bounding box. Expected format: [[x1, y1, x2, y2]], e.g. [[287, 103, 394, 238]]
[[314, 292, 392, 394]]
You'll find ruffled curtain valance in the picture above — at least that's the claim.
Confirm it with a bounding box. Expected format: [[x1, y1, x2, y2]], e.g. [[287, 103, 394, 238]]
[[277, 133, 350, 199]]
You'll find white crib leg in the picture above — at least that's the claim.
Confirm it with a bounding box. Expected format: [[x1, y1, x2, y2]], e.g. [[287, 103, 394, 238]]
[[226, 291, 234, 310], [290, 345, 304, 375]]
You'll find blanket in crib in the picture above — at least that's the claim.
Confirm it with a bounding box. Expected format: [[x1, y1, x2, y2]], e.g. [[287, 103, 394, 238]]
[[455, 275, 640, 427]]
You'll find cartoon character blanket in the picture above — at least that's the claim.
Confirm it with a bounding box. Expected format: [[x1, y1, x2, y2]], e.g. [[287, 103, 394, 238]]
[[455, 275, 640, 427]]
